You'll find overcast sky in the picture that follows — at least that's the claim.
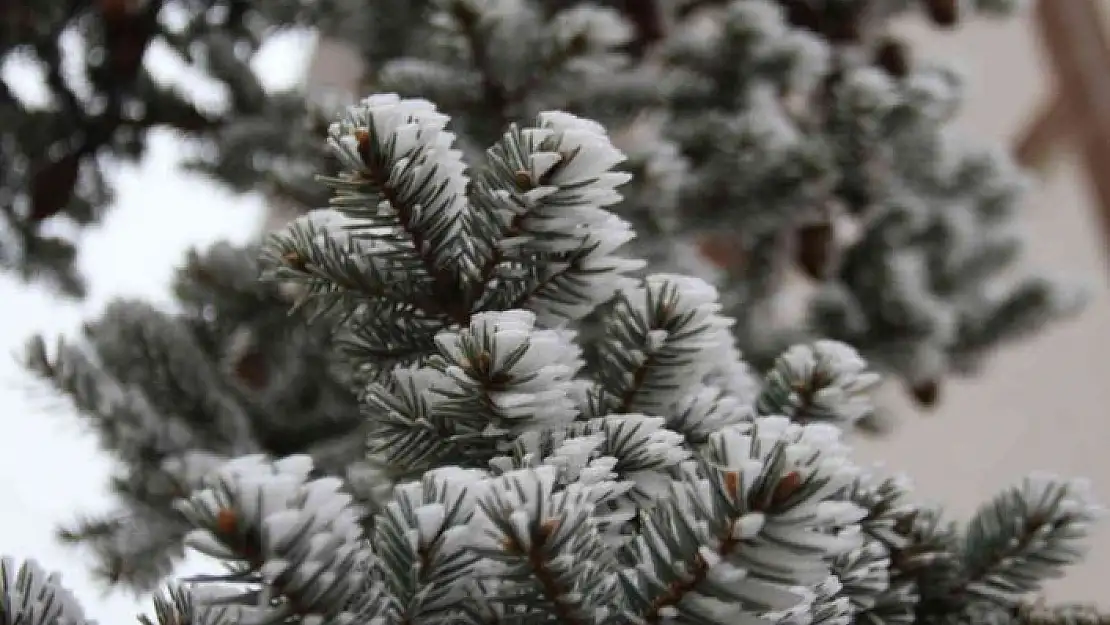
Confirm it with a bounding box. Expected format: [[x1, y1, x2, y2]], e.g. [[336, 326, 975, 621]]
[[0, 28, 315, 624]]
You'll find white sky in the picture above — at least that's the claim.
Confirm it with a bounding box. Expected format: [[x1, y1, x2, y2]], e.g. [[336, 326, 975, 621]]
[[0, 28, 315, 624]]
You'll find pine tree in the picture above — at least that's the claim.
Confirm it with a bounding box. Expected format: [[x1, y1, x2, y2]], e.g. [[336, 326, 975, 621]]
[[6, 0, 1080, 389], [8, 0, 1098, 620], [6, 93, 1105, 625], [22, 241, 365, 589], [144, 0, 1088, 405], [0, 0, 341, 295]]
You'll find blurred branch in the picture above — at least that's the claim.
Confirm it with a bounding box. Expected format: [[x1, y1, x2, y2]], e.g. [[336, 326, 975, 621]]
[[24, 0, 227, 225]]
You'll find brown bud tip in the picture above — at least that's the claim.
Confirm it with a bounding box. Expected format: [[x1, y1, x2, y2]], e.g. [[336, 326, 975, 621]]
[[724, 471, 741, 500], [772, 471, 803, 506], [216, 509, 238, 535], [233, 350, 269, 390], [514, 170, 533, 188], [910, 379, 941, 408], [795, 220, 836, 280], [283, 251, 306, 271], [539, 518, 560, 541], [354, 128, 373, 163], [925, 0, 959, 27], [501, 536, 523, 555], [875, 38, 911, 78]]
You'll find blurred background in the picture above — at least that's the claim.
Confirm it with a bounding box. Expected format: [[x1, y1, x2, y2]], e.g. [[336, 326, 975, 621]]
[[2, 1, 1110, 622], [854, 2, 1110, 606]]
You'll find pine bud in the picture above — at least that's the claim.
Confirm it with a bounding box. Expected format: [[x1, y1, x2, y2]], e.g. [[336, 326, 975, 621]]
[[476, 351, 492, 374], [724, 471, 741, 500], [875, 38, 911, 78], [771, 471, 803, 506], [514, 170, 533, 188], [216, 508, 238, 535], [910, 379, 941, 408], [924, 0, 959, 27], [795, 219, 836, 280], [354, 128, 373, 164], [233, 350, 269, 390], [538, 518, 560, 542], [501, 535, 523, 555]]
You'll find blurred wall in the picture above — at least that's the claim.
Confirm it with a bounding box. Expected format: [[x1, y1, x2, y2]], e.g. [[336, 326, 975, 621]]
[[853, 10, 1110, 605], [292, 7, 1110, 604]]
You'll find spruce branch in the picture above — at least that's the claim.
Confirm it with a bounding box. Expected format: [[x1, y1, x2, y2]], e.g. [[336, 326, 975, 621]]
[[621, 417, 861, 624], [372, 468, 487, 624], [756, 340, 880, 425], [1015, 601, 1110, 625], [64, 506, 191, 592], [590, 274, 734, 416], [472, 466, 621, 624], [322, 93, 471, 323], [0, 557, 93, 625], [845, 472, 920, 552], [830, 540, 891, 615], [517, 415, 690, 511], [7, 71, 1106, 625], [174, 455, 381, 624], [958, 475, 1103, 606], [23, 0, 168, 225], [363, 310, 584, 474], [474, 111, 644, 324], [25, 301, 259, 460], [264, 210, 420, 318], [766, 575, 852, 625], [267, 94, 643, 341], [139, 584, 252, 625], [667, 383, 756, 445]]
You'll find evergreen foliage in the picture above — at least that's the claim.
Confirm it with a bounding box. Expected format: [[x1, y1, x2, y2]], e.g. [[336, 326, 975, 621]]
[[22, 241, 364, 589], [6, 92, 1105, 625], [0, 0, 340, 295], [3, 0, 1082, 399], [193, 0, 1086, 403]]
